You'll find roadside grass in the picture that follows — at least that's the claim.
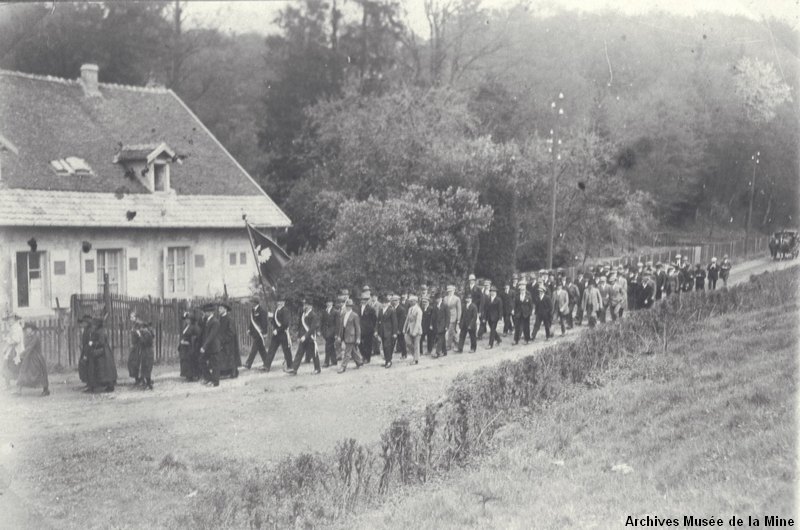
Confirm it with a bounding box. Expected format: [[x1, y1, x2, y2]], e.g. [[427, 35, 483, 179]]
[[334, 298, 798, 529]]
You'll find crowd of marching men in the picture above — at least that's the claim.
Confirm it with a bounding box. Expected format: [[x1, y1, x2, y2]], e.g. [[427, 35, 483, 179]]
[[1, 254, 733, 395]]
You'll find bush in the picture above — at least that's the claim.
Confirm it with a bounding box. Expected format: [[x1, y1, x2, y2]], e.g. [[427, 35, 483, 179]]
[[184, 266, 798, 528]]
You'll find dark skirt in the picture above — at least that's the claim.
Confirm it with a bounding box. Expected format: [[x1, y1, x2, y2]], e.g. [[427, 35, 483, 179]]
[[127, 347, 141, 379], [179, 345, 193, 378], [17, 349, 48, 389], [91, 348, 117, 386]]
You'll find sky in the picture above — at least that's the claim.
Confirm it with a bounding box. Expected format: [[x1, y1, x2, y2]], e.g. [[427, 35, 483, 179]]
[[184, 0, 800, 36]]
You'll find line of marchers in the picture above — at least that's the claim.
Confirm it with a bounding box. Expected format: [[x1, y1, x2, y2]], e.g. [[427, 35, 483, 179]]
[[625, 515, 795, 527]]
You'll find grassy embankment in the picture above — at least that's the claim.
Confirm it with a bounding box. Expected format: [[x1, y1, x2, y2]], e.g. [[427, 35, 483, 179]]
[[165, 267, 796, 529], [338, 274, 798, 529]]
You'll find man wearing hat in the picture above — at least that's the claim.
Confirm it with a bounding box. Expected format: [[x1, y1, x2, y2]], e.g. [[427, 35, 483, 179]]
[[2, 313, 24, 388], [245, 297, 270, 370], [338, 299, 363, 372], [654, 263, 666, 300], [199, 303, 221, 386], [513, 280, 533, 345], [218, 302, 240, 378], [129, 312, 156, 389], [357, 288, 377, 363], [289, 299, 320, 375], [420, 295, 434, 355], [377, 295, 398, 368], [707, 257, 719, 290], [553, 282, 570, 336], [404, 295, 424, 364], [467, 274, 482, 306], [393, 294, 407, 359], [320, 298, 338, 368], [456, 293, 478, 353], [264, 296, 292, 372], [88, 316, 117, 392], [444, 285, 461, 352], [501, 283, 514, 336], [720, 255, 732, 288], [432, 290, 449, 358], [486, 285, 503, 348], [640, 273, 656, 308], [179, 310, 201, 381], [531, 283, 553, 341]]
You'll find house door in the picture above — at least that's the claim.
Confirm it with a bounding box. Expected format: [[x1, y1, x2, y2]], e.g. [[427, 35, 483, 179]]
[[15, 251, 46, 309]]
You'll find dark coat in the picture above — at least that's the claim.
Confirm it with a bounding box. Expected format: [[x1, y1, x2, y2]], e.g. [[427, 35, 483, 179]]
[[298, 309, 319, 339], [707, 263, 719, 281], [272, 306, 291, 335], [500, 290, 513, 317], [514, 292, 534, 319], [321, 307, 337, 339], [248, 304, 270, 337], [433, 302, 449, 333], [357, 303, 377, 337], [200, 315, 221, 354], [395, 304, 408, 334], [219, 314, 240, 370], [486, 295, 503, 322], [179, 322, 201, 378], [89, 326, 117, 386], [377, 306, 398, 340], [536, 292, 553, 317], [78, 324, 92, 383], [460, 302, 478, 330], [421, 305, 434, 333]]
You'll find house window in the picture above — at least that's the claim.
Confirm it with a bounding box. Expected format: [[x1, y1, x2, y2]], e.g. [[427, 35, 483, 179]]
[[239, 252, 247, 265], [153, 162, 168, 191], [129, 257, 138, 271], [229, 252, 237, 266], [16, 251, 46, 308], [53, 261, 66, 275], [194, 254, 205, 268], [166, 247, 188, 295], [97, 249, 123, 294]]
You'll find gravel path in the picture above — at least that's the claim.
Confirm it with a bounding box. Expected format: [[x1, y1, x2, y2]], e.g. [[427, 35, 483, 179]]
[[0, 255, 793, 529]]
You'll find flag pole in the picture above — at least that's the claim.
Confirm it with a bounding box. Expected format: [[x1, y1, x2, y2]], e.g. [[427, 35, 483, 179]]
[[244, 216, 275, 307]]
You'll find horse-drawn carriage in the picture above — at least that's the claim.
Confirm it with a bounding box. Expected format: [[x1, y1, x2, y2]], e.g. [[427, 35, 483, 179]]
[[770, 229, 799, 260]]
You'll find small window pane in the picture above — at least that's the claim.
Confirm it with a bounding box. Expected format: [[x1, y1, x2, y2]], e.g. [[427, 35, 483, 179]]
[[194, 254, 205, 268], [129, 257, 138, 271], [239, 252, 247, 264], [54, 261, 66, 275], [229, 253, 237, 265], [85, 259, 95, 274]]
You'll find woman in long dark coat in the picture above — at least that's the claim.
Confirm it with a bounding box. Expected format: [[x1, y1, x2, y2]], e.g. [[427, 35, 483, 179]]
[[16, 322, 49, 396], [179, 312, 201, 381], [127, 312, 142, 384], [78, 315, 93, 386], [88, 317, 116, 393]]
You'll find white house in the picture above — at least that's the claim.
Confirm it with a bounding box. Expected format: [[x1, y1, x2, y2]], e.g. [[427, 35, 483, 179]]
[[0, 64, 291, 318]]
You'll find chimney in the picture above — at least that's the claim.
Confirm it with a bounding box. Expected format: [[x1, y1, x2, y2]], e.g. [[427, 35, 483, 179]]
[[80, 63, 101, 97]]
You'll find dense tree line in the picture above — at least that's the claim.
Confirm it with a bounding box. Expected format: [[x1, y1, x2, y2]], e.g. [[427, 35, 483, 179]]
[[1, 1, 796, 286]]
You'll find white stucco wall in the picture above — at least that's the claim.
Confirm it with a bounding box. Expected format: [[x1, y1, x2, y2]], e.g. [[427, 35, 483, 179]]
[[0, 226, 268, 318]]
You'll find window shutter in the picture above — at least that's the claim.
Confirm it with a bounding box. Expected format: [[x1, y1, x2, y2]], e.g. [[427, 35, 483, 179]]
[[49, 249, 70, 309], [127, 247, 140, 296], [162, 247, 168, 298], [10, 254, 18, 311], [81, 252, 96, 294]]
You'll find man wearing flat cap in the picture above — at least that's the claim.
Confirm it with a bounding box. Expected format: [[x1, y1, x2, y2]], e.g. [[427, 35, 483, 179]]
[[264, 296, 292, 372], [199, 303, 221, 386], [245, 296, 270, 370]]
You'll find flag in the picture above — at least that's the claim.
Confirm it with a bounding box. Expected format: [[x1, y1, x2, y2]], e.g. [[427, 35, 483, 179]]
[[246, 222, 290, 287]]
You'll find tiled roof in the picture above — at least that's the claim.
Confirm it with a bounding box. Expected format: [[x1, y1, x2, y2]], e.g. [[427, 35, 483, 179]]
[[0, 69, 290, 227], [0, 188, 289, 228]]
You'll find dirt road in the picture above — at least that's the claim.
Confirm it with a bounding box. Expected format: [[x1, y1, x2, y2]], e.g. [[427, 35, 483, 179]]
[[0, 255, 793, 529]]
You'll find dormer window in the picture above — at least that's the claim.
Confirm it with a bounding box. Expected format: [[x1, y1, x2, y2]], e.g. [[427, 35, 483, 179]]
[[153, 162, 169, 191], [50, 157, 92, 175], [114, 142, 176, 193]]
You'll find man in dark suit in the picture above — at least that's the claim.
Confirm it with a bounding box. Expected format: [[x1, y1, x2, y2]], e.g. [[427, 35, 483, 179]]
[[432, 291, 449, 358], [289, 299, 320, 374], [531, 285, 553, 341], [513, 282, 533, 345], [501, 284, 514, 336], [486, 286, 503, 348], [244, 296, 270, 370], [357, 289, 377, 363], [394, 295, 408, 359], [320, 299, 337, 368], [199, 302, 221, 387], [264, 296, 292, 372], [456, 296, 478, 353], [377, 295, 398, 368], [420, 296, 434, 355]]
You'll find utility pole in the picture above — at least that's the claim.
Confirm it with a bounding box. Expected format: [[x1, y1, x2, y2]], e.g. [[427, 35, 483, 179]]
[[745, 150, 759, 253], [547, 92, 564, 270]]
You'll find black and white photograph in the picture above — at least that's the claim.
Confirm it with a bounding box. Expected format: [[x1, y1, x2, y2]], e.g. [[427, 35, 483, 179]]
[[0, 0, 797, 528]]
